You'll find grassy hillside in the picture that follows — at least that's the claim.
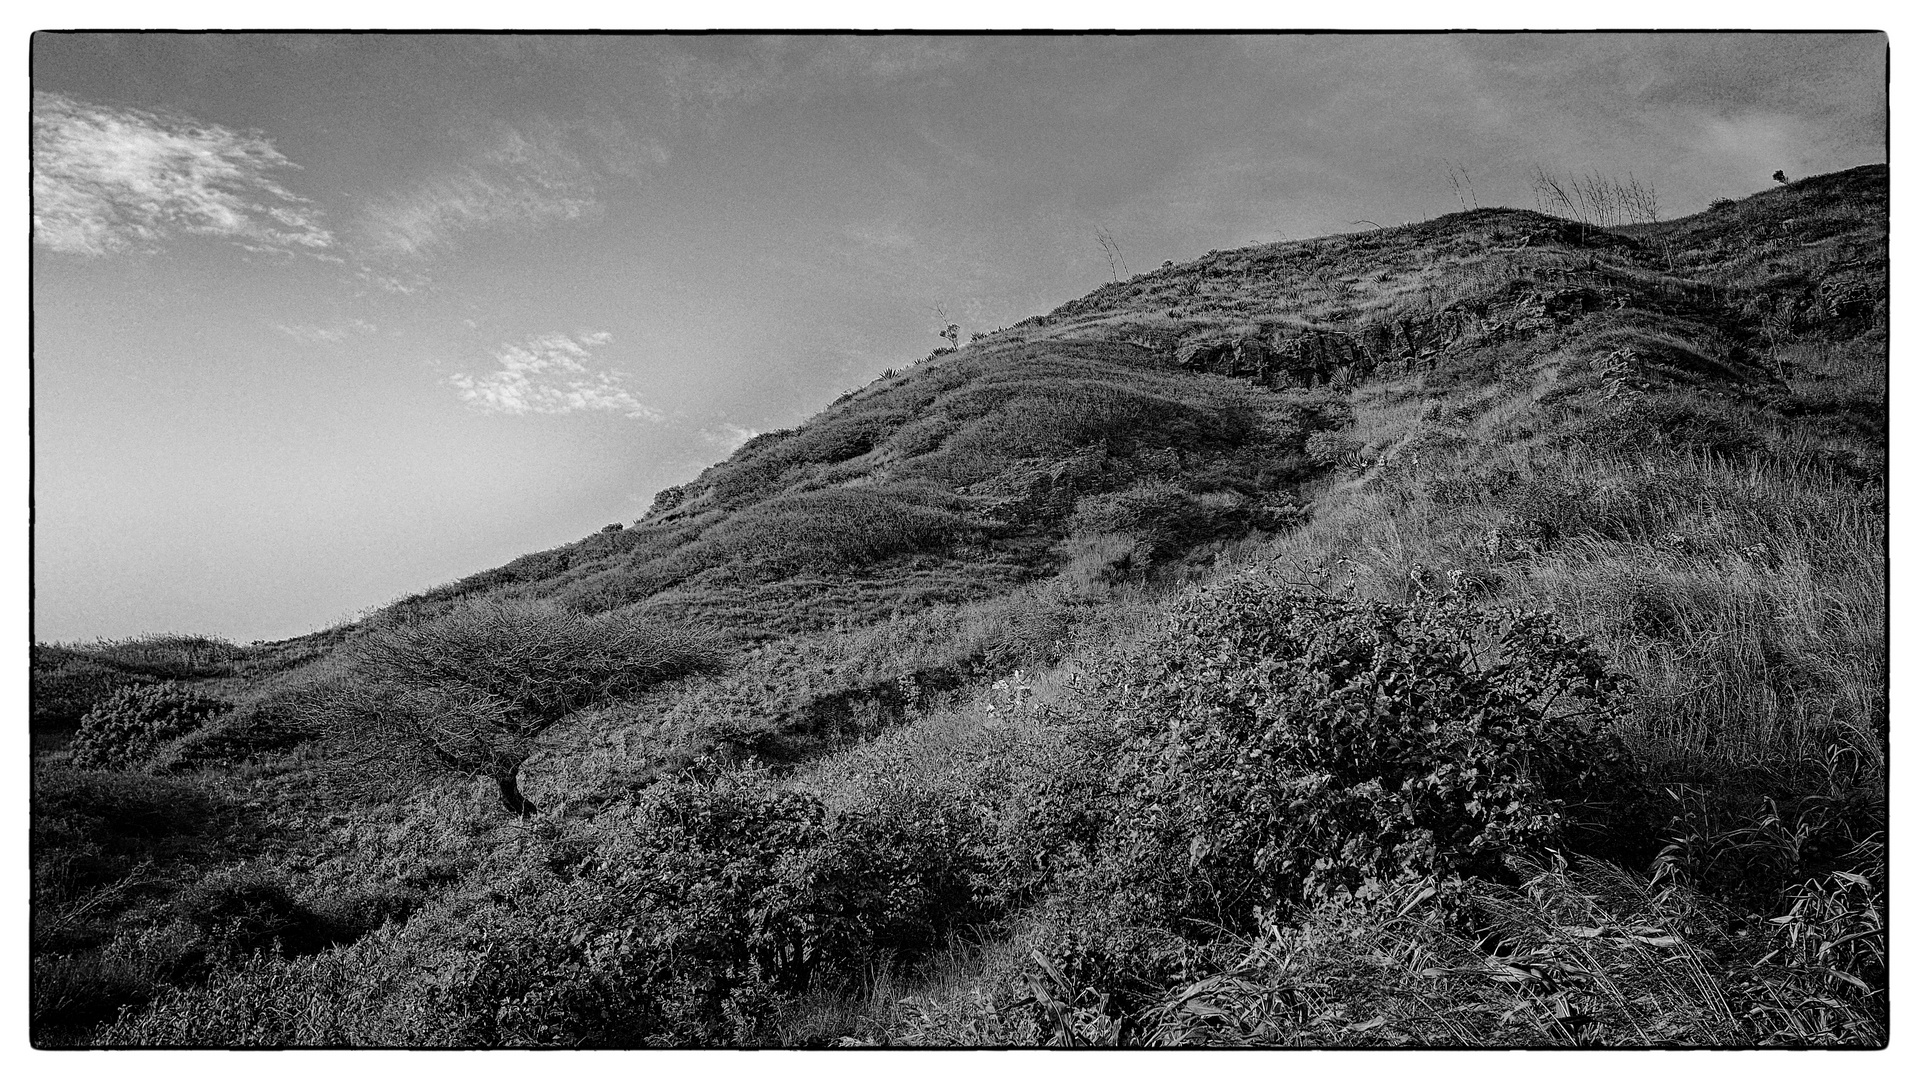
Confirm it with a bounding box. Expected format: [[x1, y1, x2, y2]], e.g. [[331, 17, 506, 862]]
[[31, 165, 1886, 1047], [389, 338, 1331, 635]]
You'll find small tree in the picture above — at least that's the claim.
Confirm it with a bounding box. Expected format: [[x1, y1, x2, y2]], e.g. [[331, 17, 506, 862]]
[[317, 600, 718, 815], [1094, 227, 1129, 281], [933, 304, 960, 351]]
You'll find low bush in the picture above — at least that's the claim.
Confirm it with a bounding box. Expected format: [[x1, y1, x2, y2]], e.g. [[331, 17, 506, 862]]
[[1065, 579, 1638, 934], [68, 683, 233, 771], [31, 651, 154, 733]]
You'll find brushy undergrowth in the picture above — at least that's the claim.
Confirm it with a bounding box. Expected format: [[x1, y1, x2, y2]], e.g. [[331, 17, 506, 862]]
[[876, 855, 1883, 1047], [1063, 581, 1642, 929]]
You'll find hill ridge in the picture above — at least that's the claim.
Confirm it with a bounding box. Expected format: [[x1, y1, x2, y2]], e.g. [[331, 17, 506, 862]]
[[371, 165, 1880, 639]]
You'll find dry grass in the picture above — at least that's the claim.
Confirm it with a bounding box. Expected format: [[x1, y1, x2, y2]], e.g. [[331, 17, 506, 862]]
[[1129, 858, 1881, 1047]]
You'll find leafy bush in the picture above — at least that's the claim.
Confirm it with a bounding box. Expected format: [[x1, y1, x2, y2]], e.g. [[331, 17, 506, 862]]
[[601, 767, 990, 994], [31, 652, 152, 734], [490, 766, 1000, 1044], [68, 683, 232, 771], [1071, 579, 1636, 932], [34, 636, 246, 739]]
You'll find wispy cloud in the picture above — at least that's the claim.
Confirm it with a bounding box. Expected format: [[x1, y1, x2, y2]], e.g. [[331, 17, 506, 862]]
[[273, 318, 376, 345], [699, 423, 758, 453], [32, 91, 332, 257], [450, 331, 658, 419], [361, 122, 599, 260], [353, 266, 433, 296]]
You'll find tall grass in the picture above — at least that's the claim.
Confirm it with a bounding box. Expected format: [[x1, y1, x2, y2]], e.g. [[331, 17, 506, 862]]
[[1254, 412, 1882, 780]]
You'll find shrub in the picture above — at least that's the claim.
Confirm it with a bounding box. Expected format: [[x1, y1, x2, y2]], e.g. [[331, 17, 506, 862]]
[[550, 765, 996, 1042], [67, 683, 232, 771], [30, 649, 153, 732], [1074, 578, 1636, 932]]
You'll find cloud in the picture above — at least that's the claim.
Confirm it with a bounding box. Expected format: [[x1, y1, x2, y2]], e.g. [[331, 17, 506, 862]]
[[32, 91, 332, 257], [360, 122, 599, 260], [351, 39, 967, 265], [699, 423, 758, 453], [273, 319, 376, 345], [450, 331, 658, 420], [353, 264, 433, 296]]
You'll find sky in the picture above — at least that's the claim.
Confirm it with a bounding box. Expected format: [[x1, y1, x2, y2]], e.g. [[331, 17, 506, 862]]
[[29, 32, 1888, 644]]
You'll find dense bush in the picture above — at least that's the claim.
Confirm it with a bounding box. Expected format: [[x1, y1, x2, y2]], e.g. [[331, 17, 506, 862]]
[[34, 636, 246, 737], [105, 765, 1002, 1047], [31, 652, 152, 734], [599, 768, 991, 998], [1069, 580, 1636, 932], [68, 683, 233, 771]]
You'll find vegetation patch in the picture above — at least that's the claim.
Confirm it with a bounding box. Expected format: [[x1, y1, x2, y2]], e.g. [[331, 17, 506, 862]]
[[68, 683, 234, 771]]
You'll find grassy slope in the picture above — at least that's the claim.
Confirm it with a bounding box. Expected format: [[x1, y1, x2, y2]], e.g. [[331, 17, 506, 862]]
[[31, 165, 1886, 1046]]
